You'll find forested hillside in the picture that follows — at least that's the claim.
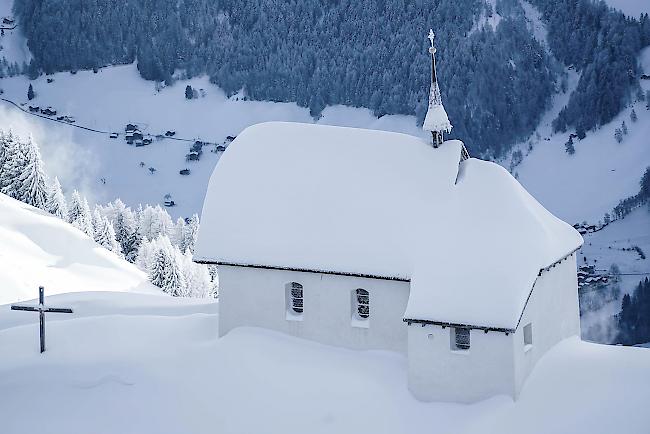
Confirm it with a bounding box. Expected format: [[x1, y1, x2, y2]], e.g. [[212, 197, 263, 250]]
[[12, 0, 650, 155]]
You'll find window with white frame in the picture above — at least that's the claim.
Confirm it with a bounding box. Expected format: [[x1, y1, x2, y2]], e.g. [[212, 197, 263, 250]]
[[451, 327, 470, 351], [286, 282, 304, 318], [524, 323, 533, 348], [354, 288, 370, 320]]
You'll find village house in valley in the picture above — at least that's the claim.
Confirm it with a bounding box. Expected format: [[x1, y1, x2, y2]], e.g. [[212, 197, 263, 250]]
[[194, 31, 583, 403]]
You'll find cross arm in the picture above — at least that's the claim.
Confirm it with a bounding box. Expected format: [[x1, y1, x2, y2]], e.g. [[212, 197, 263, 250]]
[[11, 305, 38, 312], [45, 308, 73, 314]]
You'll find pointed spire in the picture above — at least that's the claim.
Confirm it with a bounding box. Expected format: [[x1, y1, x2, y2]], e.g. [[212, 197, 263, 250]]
[[422, 28, 452, 148]]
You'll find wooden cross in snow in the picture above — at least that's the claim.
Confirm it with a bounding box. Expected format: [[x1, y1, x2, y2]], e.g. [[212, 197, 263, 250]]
[[11, 286, 73, 353]]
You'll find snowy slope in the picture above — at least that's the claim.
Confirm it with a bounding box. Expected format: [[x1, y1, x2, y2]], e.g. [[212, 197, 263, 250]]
[[0, 193, 159, 304], [0, 0, 30, 66], [0, 64, 425, 218], [0, 292, 648, 434], [514, 47, 650, 224]]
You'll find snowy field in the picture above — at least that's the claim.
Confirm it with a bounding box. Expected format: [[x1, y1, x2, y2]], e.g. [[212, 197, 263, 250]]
[[0, 291, 648, 434], [0, 193, 159, 304]]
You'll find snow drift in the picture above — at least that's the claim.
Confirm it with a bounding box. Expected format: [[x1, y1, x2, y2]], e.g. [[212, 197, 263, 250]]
[[0, 192, 158, 304], [0, 292, 648, 434]]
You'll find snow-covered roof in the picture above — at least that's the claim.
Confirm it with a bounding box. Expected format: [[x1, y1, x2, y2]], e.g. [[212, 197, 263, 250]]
[[195, 122, 582, 328]]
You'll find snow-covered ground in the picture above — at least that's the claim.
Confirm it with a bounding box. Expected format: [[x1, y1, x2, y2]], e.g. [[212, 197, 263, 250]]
[[0, 64, 425, 218], [515, 83, 650, 224], [603, 0, 649, 18], [513, 46, 650, 225], [0, 193, 159, 304], [0, 291, 648, 434]]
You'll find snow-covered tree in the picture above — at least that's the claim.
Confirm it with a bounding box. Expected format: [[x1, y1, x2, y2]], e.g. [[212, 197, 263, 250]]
[[94, 213, 122, 255], [614, 128, 623, 143], [0, 131, 9, 173], [565, 136, 575, 155], [182, 214, 200, 253], [182, 249, 212, 298], [146, 235, 186, 296], [68, 189, 83, 222], [68, 190, 94, 237], [171, 217, 186, 248], [46, 176, 68, 219], [621, 121, 628, 135], [631, 109, 638, 123], [0, 134, 27, 199], [138, 204, 173, 241], [18, 136, 48, 209], [108, 200, 141, 262], [149, 246, 171, 289]]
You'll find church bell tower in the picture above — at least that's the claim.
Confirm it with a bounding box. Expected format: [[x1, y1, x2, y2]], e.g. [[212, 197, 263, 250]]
[[422, 29, 452, 148]]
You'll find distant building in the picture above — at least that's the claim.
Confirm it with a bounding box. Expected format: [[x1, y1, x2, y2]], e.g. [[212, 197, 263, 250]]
[[186, 151, 200, 161], [40, 107, 57, 116]]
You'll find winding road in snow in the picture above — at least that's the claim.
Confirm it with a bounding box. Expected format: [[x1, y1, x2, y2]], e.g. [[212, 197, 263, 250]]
[[0, 97, 217, 145]]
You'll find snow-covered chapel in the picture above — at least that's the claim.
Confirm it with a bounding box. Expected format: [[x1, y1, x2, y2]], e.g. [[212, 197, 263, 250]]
[[194, 31, 583, 403]]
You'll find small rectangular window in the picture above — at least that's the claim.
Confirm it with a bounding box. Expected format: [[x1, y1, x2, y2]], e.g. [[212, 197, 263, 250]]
[[524, 323, 533, 348], [451, 327, 470, 351]]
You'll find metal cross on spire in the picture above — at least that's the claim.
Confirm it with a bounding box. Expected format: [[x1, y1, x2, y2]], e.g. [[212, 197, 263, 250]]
[[428, 29, 435, 49], [11, 286, 73, 353]]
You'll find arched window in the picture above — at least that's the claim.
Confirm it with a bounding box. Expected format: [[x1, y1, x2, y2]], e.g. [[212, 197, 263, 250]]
[[354, 288, 369, 320], [286, 282, 304, 318]]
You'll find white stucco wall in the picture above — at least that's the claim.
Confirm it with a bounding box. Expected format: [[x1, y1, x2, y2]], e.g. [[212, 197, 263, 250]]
[[512, 253, 580, 396], [217, 265, 411, 353], [218, 254, 579, 404], [406, 253, 579, 403], [407, 324, 516, 403]]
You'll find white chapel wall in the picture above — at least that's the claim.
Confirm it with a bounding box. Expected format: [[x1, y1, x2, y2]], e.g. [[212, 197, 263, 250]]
[[406, 324, 516, 403], [512, 253, 580, 396], [218, 265, 411, 353]]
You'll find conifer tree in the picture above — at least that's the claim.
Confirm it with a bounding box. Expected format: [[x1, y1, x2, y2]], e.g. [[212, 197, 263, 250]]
[[68, 190, 94, 237], [0, 134, 27, 199], [94, 213, 122, 255], [630, 109, 638, 122], [614, 128, 623, 143], [183, 214, 200, 253], [565, 136, 575, 155], [27, 83, 34, 100], [621, 121, 628, 135], [68, 189, 83, 223], [18, 136, 48, 209], [149, 247, 170, 289], [114, 209, 141, 262], [46, 176, 68, 219], [182, 249, 211, 297], [0, 131, 8, 173]]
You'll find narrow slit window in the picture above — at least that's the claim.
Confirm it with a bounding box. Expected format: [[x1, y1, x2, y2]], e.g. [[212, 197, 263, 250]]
[[452, 327, 470, 351], [355, 288, 369, 320], [524, 323, 533, 347]]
